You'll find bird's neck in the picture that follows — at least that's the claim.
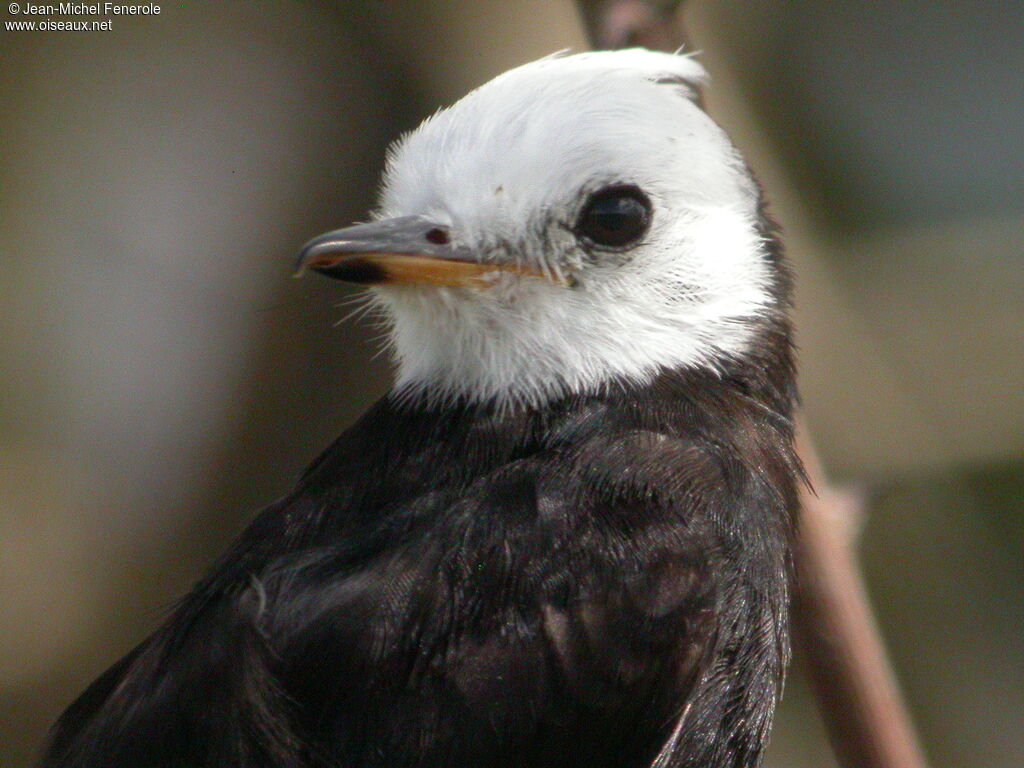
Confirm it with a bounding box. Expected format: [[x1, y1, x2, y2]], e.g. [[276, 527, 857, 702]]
[[380, 296, 798, 430], [377, 310, 789, 417]]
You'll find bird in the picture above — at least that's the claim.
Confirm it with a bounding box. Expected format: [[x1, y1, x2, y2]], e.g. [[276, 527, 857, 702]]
[[42, 49, 802, 768]]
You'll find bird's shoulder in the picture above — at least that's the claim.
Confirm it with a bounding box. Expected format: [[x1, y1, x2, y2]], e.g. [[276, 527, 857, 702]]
[[42, 388, 781, 768], [247, 403, 727, 766]]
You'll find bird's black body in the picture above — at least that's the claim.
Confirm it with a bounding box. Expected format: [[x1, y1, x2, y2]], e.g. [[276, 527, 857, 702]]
[[44, 45, 803, 768], [43, 267, 800, 768]]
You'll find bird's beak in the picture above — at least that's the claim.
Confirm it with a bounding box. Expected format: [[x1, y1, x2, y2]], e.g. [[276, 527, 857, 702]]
[[296, 216, 550, 287]]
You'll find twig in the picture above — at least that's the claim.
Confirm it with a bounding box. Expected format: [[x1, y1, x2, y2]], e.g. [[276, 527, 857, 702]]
[[574, 3, 928, 767], [794, 422, 928, 768], [577, 0, 681, 52]]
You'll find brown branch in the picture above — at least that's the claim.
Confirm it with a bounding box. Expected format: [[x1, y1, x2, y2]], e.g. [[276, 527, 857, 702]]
[[573, 3, 928, 767], [794, 424, 928, 768], [577, 0, 683, 52]]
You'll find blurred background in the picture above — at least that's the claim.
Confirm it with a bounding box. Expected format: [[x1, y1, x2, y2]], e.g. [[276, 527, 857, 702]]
[[1, 1, 1021, 766]]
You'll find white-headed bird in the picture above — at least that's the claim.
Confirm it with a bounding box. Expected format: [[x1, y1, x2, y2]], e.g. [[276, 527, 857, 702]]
[[44, 50, 801, 768]]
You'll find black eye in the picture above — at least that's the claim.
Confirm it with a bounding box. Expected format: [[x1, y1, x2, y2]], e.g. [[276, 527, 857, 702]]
[[576, 185, 651, 249]]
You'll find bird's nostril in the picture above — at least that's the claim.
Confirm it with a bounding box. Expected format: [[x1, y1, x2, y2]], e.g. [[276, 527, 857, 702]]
[[425, 228, 449, 245]]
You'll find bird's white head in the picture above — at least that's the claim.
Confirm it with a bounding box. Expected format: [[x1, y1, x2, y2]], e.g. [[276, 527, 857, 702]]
[[299, 49, 780, 410]]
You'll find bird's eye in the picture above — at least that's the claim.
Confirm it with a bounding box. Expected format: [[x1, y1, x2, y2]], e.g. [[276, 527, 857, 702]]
[[576, 185, 651, 249]]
